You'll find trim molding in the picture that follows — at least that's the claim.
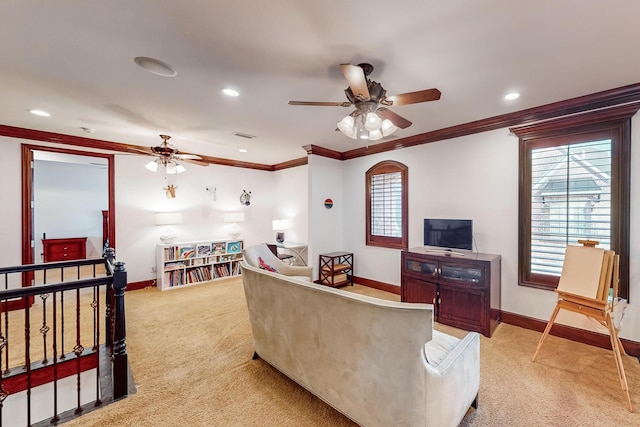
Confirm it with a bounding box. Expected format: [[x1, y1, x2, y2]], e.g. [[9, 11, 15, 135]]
[[4, 83, 640, 166], [273, 157, 308, 170], [319, 83, 640, 161], [3, 352, 98, 394], [0, 124, 305, 172], [353, 276, 400, 295], [126, 280, 156, 291], [354, 279, 640, 357], [501, 311, 640, 357]]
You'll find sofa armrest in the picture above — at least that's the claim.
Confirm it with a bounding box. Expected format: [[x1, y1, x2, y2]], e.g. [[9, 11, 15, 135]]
[[423, 332, 480, 427], [274, 264, 313, 281]]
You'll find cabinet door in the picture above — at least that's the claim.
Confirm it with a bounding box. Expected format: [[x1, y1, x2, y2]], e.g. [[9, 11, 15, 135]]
[[438, 286, 485, 333], [404, 258, 438, 279], [402, 277, 438, 306]]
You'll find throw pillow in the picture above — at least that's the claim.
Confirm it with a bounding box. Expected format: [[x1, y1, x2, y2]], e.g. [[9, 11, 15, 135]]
[[424, 330, 460, 367], [258, 257, 276, 272]]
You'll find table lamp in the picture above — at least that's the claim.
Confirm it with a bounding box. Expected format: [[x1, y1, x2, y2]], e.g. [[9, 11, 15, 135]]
[[155, 212, 183, 244]]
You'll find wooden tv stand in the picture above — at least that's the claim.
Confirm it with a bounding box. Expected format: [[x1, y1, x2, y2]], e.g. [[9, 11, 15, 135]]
[[401, 247, 501, 337]]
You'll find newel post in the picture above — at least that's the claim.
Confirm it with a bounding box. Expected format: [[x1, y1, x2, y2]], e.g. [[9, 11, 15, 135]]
[[112, 260, 128, 400], [104, 248, 116, 347]]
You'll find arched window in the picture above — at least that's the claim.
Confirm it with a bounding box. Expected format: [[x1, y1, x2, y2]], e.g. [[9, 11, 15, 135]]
[[366, 160, 408, 249]]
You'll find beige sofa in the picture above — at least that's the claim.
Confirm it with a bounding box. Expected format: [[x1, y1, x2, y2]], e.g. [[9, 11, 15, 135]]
[[243, 243, 313, 281], [240, 259, 480, 427]]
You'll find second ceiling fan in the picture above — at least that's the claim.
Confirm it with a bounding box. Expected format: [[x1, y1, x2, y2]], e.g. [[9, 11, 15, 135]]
[[289, 63, 441, 141]]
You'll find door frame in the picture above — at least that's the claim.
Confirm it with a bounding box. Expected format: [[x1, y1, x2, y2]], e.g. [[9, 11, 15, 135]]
[[21, 144, 116, 268]]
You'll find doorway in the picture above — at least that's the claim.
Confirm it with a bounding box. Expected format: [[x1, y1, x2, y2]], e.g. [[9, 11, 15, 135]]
[[21, 145, 115, 269]]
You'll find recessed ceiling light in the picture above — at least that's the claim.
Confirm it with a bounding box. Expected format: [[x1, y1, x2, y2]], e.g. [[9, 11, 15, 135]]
[[28, 109, 50, 117], [239, 148, 248, 153], [134, 57, 177, 77], [504, 92, 520, 100], [222, 88, 240, 97]]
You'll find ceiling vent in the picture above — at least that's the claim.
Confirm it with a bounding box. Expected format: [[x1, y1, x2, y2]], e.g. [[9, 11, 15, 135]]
[[233, 132, 256, 139]]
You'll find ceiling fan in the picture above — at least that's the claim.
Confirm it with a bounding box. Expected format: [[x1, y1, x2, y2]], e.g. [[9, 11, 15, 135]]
[[289, 63, 441, 141], [132, 134, 209, 174]]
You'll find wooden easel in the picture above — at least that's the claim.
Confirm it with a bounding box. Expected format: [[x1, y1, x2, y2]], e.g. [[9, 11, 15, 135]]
[[531, 240, 632, 411]]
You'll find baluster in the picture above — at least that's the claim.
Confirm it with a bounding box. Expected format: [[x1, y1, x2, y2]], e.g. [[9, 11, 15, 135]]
[[74, 288, 83, 414], [51, 291, 60, 424], [60, 291, 65, 360], [94, 284, 102, 407], [40, 293, 50, 364], [2, 274, 9, 375], [24, 297, 32, 427], [0, 293, 7, 424], [92, 286, 98, 350]]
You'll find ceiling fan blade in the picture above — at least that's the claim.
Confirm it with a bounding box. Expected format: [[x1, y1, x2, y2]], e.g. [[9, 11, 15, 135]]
[[288, 101, 352, 107], [340, 63, 370, 102], [384, 88, 441, 106], [377, 107, 412, 129], [181, 158, 209, 166], [175, 153, 203, 160], [127, 146, 156, 155]]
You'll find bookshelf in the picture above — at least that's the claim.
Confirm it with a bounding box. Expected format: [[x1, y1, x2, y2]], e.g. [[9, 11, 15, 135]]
[[156, 239, 244, 291]]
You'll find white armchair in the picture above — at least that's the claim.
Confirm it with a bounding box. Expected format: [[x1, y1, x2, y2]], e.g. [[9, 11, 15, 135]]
[[243, 244, 313, 281]]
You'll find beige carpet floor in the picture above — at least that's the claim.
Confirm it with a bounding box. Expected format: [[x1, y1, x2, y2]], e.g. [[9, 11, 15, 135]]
[[61, 278, 640, 427]]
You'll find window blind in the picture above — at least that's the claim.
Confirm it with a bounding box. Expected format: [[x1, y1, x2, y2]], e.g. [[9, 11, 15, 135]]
[[530, 139, 611, 276], [370, 171, 402, 237]]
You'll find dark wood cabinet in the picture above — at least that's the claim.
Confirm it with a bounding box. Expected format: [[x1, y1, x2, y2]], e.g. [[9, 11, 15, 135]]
[[42, 237, 87, 262], [401, 248, 501, 337]]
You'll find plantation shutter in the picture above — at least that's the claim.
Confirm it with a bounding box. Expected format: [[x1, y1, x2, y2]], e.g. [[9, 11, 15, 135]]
[[530, 139, 611, 277], [366, 160, 407, 249], [371, 171, 402, 237]]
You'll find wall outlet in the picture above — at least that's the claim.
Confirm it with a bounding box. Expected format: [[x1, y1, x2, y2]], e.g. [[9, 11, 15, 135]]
[[151, 266, 156, 273]]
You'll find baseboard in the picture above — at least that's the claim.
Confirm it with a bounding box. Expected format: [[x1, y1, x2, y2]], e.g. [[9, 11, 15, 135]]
[[126, 279, 155, 291], [353, 277, 640, 357], [501, 310, 640, 357], [352, 276, 400, 295]]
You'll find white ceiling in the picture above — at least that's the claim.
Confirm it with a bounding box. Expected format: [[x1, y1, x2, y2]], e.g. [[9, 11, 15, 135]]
[[3, 1, 640, 166]]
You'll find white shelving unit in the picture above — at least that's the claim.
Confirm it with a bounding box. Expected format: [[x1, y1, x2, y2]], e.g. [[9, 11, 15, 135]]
[[156, 239, 244, 291]]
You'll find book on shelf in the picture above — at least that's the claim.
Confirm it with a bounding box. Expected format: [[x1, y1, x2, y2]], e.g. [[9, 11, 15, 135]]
[[321, 263, 350, 273], [197, 244, 211, 257], [322, 272, 348, 285], [179, 246, 196, 259]]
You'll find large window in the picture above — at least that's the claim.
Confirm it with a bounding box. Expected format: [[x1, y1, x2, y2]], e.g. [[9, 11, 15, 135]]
[[514, 106, 634, 299], [366, 160, 408, 249]]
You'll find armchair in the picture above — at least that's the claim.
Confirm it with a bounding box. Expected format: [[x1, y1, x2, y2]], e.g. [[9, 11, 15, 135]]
[[243, 244, 313, 281]]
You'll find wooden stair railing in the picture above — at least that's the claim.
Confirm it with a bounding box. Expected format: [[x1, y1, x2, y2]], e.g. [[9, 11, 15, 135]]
[[0, 249, 128, 426]]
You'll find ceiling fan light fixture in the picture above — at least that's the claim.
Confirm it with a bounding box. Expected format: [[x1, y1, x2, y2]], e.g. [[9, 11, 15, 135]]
[[164, 161, 186, 175], [364, 112, 382, 131], [337, 114, 357, 139], [145, 159, 159, 172], [380, 119, 398, 136], [368, 129, 383, 141]]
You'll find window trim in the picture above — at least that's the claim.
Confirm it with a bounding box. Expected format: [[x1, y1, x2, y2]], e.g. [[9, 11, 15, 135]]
[[512, 105, 636, 300], [365, 160, 408, 250]]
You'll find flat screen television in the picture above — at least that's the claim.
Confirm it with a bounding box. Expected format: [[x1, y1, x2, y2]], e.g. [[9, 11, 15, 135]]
[[424, 219, 473, 251]]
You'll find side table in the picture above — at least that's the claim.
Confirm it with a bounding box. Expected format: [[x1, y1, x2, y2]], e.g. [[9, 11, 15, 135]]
[[319, 252, 353, 288]]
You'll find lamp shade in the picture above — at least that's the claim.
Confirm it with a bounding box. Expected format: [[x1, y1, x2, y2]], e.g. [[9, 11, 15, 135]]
[[272, 219, 289, 231], [155, 212, 183, 225], [224, 212, 245, 223]]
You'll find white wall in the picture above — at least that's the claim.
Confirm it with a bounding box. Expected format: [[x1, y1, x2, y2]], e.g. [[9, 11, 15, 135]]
[[308, 155, 344, 278], [34, 160, 108, 259], [0, 138, 23, 270], [328, 120, 640, 342], [114, 154, 281, 282], [271, 165, 309, 244], [0, 136, 309, 286]]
